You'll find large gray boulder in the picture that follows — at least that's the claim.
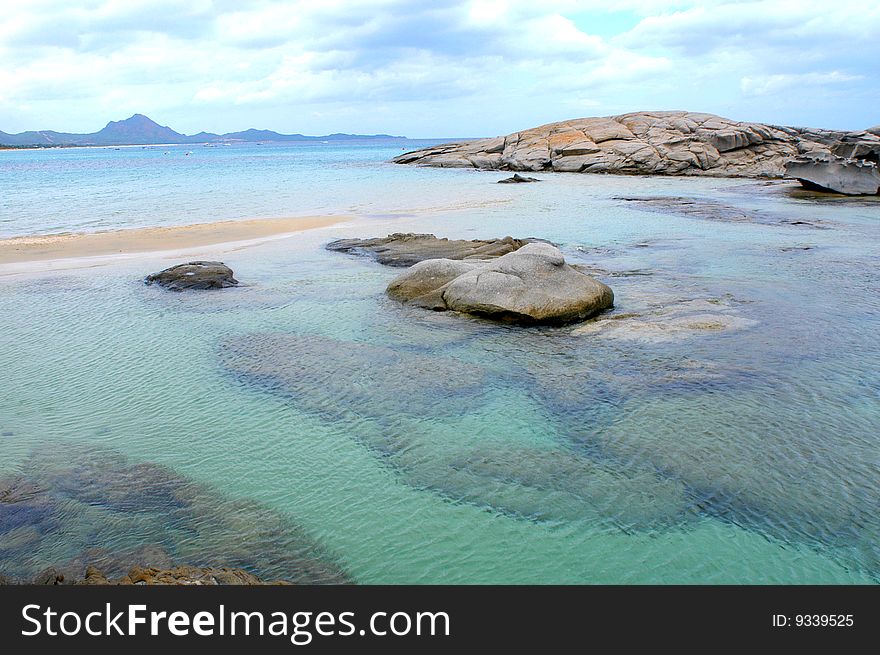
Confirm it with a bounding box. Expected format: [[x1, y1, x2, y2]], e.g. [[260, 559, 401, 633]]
[[145, 261, 238, 291], [785, 154, 880, 195], [326, 233, 527, 267], [387, 242, 613, 323], [393, 111, 879, 179]]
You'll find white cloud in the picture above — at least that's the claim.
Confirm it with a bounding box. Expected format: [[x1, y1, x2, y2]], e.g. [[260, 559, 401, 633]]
[[0, 0, 876, 135], [740, 71, 863, 96]]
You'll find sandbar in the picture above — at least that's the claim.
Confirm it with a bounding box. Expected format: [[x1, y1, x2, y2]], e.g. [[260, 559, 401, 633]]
[[0, 215, 350, 265]]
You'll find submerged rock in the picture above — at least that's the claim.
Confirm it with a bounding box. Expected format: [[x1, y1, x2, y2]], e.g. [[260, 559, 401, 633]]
[[394, 111, 879, 178], [326, 232, 527, 267], [220, 332, 488, 418], [145, 261, 238, 291], [83, 565, 287, 585], [0, 564, 288, 585], [498, 173, 540, 183], [387, 242, 614, 324], [0, 447, 350, 584], [0, 477, 55, 535], [784, 154, 880, 195], [395, 445, 693, 530], [65, 544, 176, 578], [571, 299, 758, 343], [43, 457, 189, 513], [616, 196, 825, 227], [586, 394, 880, 571], [219, 332, 693, 530]]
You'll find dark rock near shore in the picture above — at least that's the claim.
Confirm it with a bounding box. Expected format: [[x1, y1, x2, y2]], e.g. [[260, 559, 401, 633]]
[[83, 565, 286, 585], [60, 544, 176, 581], [325, 233, 528, 267], [145, 261, 238, 291], [386, 242, 614, 324], [0, 563, 288, 585], [498, 173, 539, 183], [33, 567, 66, 585]]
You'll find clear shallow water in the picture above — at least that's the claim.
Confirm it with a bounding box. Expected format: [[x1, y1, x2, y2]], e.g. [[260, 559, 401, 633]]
[[1, 144, 879, 583], [0, 140, 482, 236]]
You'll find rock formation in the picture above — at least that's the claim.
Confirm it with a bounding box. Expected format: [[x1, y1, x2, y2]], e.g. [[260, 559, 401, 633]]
[[498, 173, 540, 183], [386, 242, 613, 324], [326, 233, 528, 266], [145, 261, 238, 291], [393, 111, 879, 179], [784, 152, 880, 195], [82, 565, 287, 585]]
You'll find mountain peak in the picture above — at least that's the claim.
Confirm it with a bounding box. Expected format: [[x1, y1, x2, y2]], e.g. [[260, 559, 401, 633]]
[[96, 114, 184, 144], [106, 114, 160, 128]]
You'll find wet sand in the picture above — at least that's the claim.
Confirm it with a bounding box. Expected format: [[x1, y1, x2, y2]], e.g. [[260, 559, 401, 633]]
[[0, 214, 351, 265]]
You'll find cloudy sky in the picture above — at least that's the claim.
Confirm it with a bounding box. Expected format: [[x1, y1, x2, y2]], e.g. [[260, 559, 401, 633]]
[[0, 0, 876, 137]]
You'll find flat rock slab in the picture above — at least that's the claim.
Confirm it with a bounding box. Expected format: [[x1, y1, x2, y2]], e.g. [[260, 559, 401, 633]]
[[325, 232, 528, 267], [387, 242, 614, 324], [145, 261, 238, 291]]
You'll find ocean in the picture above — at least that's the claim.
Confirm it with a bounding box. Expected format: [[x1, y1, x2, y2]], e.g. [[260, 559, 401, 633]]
[[0, 141, 878, 583]]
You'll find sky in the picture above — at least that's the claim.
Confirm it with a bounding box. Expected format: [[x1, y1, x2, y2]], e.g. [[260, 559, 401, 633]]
[[0, 0, 877, 137]]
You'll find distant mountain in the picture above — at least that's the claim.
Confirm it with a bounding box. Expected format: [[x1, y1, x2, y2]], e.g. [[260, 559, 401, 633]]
[[95, 114, 188, 144], [0, 114, 405, 146]]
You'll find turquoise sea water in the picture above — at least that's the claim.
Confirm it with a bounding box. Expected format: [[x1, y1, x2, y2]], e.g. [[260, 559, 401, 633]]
[[0, 140, 480, 237], [0, 143, 878, 583]]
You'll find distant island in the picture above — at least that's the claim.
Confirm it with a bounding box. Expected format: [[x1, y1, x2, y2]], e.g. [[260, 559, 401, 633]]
[[0, 114, 406, 147]]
